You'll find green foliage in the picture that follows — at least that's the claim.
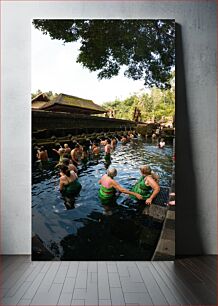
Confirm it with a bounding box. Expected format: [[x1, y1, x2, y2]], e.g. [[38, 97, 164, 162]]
[[102, 86, 175, 122], [32, 19, 175, 88], [31, 89, 42, 99]]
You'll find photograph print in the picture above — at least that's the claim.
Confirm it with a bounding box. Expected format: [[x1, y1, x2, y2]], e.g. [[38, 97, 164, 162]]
[[31, 19, 175, 261]]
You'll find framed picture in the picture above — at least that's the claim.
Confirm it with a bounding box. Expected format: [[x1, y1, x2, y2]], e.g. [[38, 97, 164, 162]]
[[31, 19, 175, 261]]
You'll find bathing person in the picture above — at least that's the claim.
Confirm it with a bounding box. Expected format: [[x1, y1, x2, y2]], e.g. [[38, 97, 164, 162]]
[[71, 144, 81, 166], [59, 165, 82, 197], [98, 167, 143, 204], [158, 138, 166, 148], [52, 145, 65, 164], [36, 146, 48, 161], [104, 139, 112, 163], [152, 133, 157, 140], [64, 143, 71, 157], [126, 134, 131, 142], [155, 126, 160, 137], [129, 132, 134, 139], [111, 137, 117, 149], [131, 165, 160, 205], [100, 138, 107, 147], [62, 158, 78, 174], [81, 146, 88, 167], [121, 135, 127, 143], [92, 143, 100, 156]]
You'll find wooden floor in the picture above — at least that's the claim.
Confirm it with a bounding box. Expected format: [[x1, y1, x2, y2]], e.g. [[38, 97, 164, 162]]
[[0, 256, 217, 305]]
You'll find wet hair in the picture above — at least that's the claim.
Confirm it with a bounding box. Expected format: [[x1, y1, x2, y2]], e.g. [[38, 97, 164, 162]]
[[40, 146, 45, 152], [140, 165, 159, 182], [75, 144, 80, 149], [55, 143, 61, 149], [71, 140, 77, 148], [107, 167, 117, 178], [60, 165, 71, 177], [140, 165, 151, 175], [62, 158, 70, 166]]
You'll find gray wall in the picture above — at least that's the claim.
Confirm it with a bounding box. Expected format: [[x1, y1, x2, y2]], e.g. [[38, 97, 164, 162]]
[[1, 1, 217, 255]]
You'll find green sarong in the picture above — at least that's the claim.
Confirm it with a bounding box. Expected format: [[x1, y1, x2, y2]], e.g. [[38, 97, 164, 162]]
[[131, 176, 152, 200], [62, 179, 82, 197], [104, 153, 111, 163], [99, 184, 116, 205]]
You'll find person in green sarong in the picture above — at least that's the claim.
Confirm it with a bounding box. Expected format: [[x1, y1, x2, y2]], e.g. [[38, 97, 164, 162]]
[[98, 167, 143, 206], [59, 165, 82, 209], [131, 165, 160, 205]]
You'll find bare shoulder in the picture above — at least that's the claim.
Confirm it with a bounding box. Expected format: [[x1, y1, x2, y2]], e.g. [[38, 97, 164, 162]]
[[145, 175, 154, 184], [111, 179, 118, 187], [60, 175, 66, 182]]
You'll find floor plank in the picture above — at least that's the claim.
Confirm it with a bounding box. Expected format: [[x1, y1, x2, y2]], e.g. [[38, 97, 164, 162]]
[[0, 255, 216, 305]]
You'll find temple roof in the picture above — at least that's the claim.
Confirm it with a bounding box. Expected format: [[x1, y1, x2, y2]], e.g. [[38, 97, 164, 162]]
[[32, 93, 51, 109], [37, 93, 106, 114]]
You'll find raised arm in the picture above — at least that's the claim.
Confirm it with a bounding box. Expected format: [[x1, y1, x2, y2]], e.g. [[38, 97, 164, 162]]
[[52, 148, 59, 155]]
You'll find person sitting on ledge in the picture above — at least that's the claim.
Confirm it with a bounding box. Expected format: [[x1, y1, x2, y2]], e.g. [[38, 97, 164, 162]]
[[98, 167, 143, 205], [131, 165, 160, 205], [158, 138, 166, 149]]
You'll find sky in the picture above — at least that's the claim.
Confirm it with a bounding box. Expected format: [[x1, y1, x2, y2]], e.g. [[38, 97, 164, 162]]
[[31, 25, 148, 105]]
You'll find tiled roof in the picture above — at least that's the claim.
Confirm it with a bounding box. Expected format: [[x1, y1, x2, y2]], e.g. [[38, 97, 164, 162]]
[[40, 93, 106, 113]]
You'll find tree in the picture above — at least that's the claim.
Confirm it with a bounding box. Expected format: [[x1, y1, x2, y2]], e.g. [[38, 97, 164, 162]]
[[102, 85, 175, 122], [31, 89, 42, 99], [32, 19, 175, 88]]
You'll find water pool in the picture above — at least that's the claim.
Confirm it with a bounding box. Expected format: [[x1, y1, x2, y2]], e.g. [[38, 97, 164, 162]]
[[32, 138, 173, 260]]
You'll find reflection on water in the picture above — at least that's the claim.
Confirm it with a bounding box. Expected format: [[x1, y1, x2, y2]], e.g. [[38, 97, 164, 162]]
[[32, 138, 173, 260]]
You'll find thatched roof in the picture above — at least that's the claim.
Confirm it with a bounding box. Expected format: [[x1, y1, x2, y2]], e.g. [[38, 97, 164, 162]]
[[39, 93, 106, 114], [32, 101, 48, 109], [32, 93, 51, 109], [32, 93, 50, 103]]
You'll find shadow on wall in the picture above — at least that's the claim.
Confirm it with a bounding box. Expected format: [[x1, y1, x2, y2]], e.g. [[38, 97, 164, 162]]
[[175, 24, 205, 256]]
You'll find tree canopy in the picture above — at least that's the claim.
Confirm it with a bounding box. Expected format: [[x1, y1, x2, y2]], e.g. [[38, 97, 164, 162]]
[[32, 19, 175, 88], [102, 85, 175, 122]]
